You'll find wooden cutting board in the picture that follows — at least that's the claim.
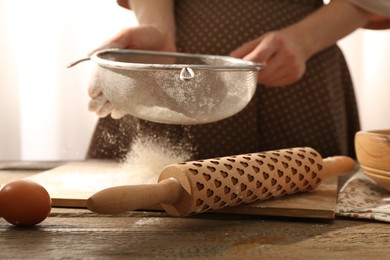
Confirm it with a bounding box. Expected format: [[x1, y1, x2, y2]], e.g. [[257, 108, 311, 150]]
[[21, 160, 338, 219]]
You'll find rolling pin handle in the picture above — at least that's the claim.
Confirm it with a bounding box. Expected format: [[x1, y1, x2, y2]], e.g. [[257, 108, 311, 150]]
[[87, 178, 182, 214], [323, 156, 356, 177]]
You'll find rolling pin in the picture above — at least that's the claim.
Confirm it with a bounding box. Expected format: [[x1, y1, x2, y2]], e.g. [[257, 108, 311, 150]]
[[87, 147, 355, 216]]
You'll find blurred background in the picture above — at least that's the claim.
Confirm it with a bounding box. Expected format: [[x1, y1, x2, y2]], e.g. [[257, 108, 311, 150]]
[[0, 0, 389, 161]]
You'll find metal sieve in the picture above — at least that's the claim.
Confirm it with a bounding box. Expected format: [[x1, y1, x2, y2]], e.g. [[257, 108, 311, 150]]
[[70, 49, 263, 124]]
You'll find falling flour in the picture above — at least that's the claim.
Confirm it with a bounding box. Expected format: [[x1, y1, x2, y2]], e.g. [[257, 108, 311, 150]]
[[118, 135, 193, 185]]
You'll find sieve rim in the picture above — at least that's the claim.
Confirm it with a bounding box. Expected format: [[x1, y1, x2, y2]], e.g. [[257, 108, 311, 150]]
[[91, 48, 263, 72]]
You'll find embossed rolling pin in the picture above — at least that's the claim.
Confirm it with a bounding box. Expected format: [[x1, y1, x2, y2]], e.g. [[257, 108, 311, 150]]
[[87, 147, 355, 216]]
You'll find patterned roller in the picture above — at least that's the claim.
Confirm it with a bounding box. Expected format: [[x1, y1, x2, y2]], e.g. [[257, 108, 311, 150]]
[[87, 147, 355, 217]]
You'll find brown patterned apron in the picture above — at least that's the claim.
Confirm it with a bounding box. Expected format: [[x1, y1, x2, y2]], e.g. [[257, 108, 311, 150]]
[[87, 0, 360, 161]]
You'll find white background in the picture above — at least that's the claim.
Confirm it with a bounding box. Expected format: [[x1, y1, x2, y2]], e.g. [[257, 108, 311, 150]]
[[0, 0, 389, 161]]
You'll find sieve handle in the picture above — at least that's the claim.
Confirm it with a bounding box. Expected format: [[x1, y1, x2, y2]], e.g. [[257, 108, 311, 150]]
[[179, 67, 195, 81], [67, 57, 91, 68]]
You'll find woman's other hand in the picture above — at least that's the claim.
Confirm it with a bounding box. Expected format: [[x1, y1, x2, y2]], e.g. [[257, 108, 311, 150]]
[[230, 30, 306, 87]]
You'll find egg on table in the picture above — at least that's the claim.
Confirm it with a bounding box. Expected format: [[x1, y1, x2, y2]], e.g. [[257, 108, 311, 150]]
[[0, 180, 52, 227]]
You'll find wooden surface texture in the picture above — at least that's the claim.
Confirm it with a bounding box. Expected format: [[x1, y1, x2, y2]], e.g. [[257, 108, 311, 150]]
[[1, 208, 390, 259], [1, 163, 390, 259]]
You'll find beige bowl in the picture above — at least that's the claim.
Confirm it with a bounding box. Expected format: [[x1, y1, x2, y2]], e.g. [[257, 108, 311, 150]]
[[355, 130, 390, 191]]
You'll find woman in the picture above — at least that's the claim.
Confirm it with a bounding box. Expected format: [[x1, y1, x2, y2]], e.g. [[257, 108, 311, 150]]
[[86, 0, 389, 161]]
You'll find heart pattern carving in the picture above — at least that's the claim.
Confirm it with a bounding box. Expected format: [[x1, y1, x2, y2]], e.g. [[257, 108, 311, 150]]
[[172, 147, 324, 216]]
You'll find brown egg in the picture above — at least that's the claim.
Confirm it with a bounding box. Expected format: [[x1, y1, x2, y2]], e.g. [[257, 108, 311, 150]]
[[0, 180, 52, 227]]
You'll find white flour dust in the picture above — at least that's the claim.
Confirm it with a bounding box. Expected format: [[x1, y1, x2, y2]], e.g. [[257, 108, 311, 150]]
[[132, 105, 199, 124], [119, 136, 193, 185], [134, 218, 162, 226]]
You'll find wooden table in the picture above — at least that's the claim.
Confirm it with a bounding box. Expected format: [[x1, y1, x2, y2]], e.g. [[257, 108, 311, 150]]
[[1, 167, 390, 259]]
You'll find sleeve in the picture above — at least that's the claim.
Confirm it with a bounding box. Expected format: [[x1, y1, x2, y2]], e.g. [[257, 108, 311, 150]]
[[346, 0, 390, 30]]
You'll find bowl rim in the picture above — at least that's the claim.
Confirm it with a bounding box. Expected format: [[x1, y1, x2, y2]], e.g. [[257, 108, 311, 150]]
[[91, 48, 264, 72]]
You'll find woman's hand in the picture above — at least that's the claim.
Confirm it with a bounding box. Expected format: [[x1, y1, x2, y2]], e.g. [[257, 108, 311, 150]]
[[230, 30, 307, 87], [88, 25, 177, 119], [89, 25, 176, 55]]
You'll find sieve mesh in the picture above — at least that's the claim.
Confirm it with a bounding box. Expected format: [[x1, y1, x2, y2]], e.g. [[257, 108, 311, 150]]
[[93, 49, 262, 124]]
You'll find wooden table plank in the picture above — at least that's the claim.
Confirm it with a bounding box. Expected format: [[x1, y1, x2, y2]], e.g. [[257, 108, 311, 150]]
[[1, 208, 390, 259], [2, 163, 390, 259]]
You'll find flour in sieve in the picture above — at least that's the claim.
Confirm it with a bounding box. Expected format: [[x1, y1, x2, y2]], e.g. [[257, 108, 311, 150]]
[[132, 105, 199, 124], [108, 70, 224, 124], [119, 135, 193, 185]]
